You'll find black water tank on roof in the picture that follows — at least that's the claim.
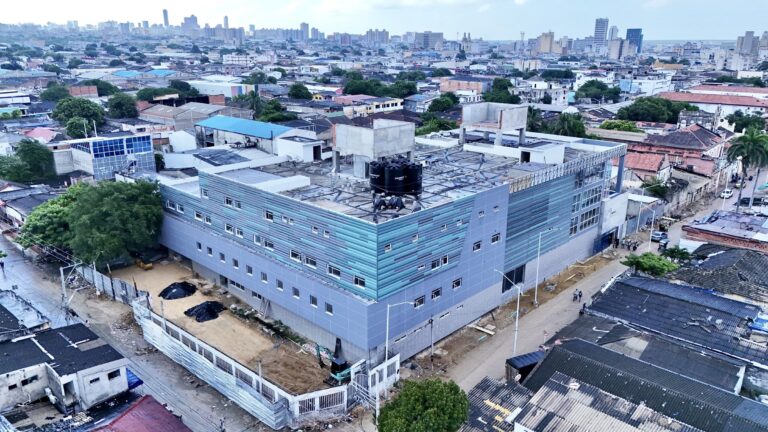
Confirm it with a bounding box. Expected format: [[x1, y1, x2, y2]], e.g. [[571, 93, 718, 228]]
[[384, 161, 406, 196], [403, 162, 423, 195], [369, 161, 385, 193]]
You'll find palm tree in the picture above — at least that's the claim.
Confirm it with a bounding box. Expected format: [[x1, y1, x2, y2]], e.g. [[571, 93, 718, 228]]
[[549, 113, 586, 138], [727, 127, 768, 212], [527, 107, 545, 132]]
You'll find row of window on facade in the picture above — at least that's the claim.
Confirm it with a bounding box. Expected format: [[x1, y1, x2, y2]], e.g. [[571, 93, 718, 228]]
[[412, 277, 463, 309], [569, 207, 600, 235], [393, 303, 467, 344]]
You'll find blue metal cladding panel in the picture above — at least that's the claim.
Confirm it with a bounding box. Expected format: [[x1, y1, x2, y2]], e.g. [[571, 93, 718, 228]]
[[504, 175, 574, 272], [169, 172, 380, 301]]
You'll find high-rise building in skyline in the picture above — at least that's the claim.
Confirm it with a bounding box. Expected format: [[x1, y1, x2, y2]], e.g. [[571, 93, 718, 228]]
[[224, 16, 229, 29], [414, 31, 444, 50], [594, 18, 609, 47], [608, 25, 619, 41], [300, 22, 309, 41], [626, 28, 643, 54], [162, 9, 169, 27], [736, 31, 758, 56]]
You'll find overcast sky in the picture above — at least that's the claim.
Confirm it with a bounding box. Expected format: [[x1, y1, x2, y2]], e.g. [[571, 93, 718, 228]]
[[3, 0, 766, 41]]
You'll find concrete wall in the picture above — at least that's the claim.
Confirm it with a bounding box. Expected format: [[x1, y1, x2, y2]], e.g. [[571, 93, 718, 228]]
[[0, 364, 49, 411], [334, 120, 414, 160], [71, 148, 94, 176], [52, 149, 74, 175], [72, 362, 128, 409], [169, 131, 197, 152]]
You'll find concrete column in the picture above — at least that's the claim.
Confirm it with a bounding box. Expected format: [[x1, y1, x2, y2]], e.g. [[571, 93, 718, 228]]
[[332, 151, 340, 173], [615, 155, 625, 194], [494, 131, 503, 146], [519, 128, 526, 145], [483, 131, 490, 142], [459, 127, 466, 144]]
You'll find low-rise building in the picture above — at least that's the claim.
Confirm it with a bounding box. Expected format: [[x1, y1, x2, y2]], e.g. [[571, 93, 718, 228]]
[[683, 210, 768, 254], [403, 94, 440, 113], [0, 323, 129, 414], [439, 75, 493, 94], [65, 133, 156, 181], [659, 91, 768, 119]]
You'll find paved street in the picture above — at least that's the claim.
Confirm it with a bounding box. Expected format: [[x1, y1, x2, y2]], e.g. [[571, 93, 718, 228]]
[[0, 236, 263, 432], [446, 178, 749, 391]]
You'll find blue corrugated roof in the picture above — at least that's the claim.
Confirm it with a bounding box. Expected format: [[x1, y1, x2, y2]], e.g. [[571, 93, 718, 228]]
[[113, 70, 140, 78], [147, 69, 175, 77], [196, 116, 292, 139]]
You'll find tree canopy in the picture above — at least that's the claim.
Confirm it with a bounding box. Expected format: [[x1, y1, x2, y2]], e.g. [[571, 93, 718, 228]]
[[548, 113, 587, 137], [343, 79, 417, 98], [378, 379, 468, 432], [107, 93, 139, 118], [725, 110, 765, 133], [616, 97, 698, 124], [288, 83, 313, 99], [708, 75, 765, 88], [540, 69, 575, 80], [66, 116, 92, 139], [397, 71, 427, 81], [427, 96, 457, 113], [40, 84, 70, 102], [431, 68, 453, 77], [0, 139, 55, 183], [18, 181, 164, 266], [242, 71, 277, 85], [53, 97, 104, 125], [483, 78, 521, 104], [599, 120, 642, 132], [258, 99, 297, 122], [576, 80, 621, 103], [622, 253, 679, 276], [79, 79, 119, 96], [136, 87, 178, 102], [67, 58, 84, 69]]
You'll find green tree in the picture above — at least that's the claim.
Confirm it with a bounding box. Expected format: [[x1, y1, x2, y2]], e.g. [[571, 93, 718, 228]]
[[431, 68, 453, 77], [135, 87, 178, 101], [725, 110, 765, 133], [169, 80, 200, 98], [378, 379, 468, 432], [548, 113, 586, 137], [243, 72, 271, 85], [80, 79, 119, 96], [622, 253, 679, 276], [66, 116, 93, 138], [641, 177, 669, 199], [540, 93, 553, 104], [16, 191, 80, 248], [758, 61, 768, 72], [40, 84, 70, 102], [107, 93, 138, 118], [344, 70, 364, 81], [67, 58, 84, 69], [259, 99, 297, 122], [540, 69, 575, 80], [661, 246, 691, 262], [617, 97, 698, 124], [397, 71, 427, 81], [416, 118, 458, 135], [42, 64, 63, 75], [526, 107, 546, 132], [483, 78, 520, 104], [576, 80, 621, 103], [0, 155, 32, 183], [288, 83, 313, 99], [427, 97, 456, 113], [108, 59, 125, 67], [727, 127, 768, 211], [234, 91, 264, 119], [599, 120, 642, 132], [53, 97, 104, 125], [15, 139, 55, 181], [154, 153, 165, 172]]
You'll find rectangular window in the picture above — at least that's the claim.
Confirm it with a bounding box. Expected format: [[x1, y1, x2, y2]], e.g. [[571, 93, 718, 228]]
[[579, 208, 600, 230], [384, 243, 392, 253], [452, 278, 462, 289], [310, 295, 318, 307], [456, 219, 463, 227], [290, 250, 302, 262], [219, 253, 226, 262], [418, 264, 425, 271], [491, 233, 501, 244], [304, 256, 317, 268], [292, 287, 300, 299], [473, 241, 482, 252], [225, 196, 234, 207], [354, 276, 366, 288], [414, 296, 425, 308], [288, 218, 295, 225], [246, 265, 253, 275], [264, 239, 274, 250], [109, 370, 122, 380], [442, 255, 449, 265], [323, 230, 331, 238], [88, 377, 100, 385], [166, 200, 174, 209], [232, 258, 239, 269], [282, 215, 289, 224], [570, 216, 579, 235], [312, 226, 319, 234], [431, 288, 442, 300], [261, 272, 268, 283], [276, 279, 284, 290], [204, 215, 212, 225], [253, 234, 262, 245], [265, 210, 274, 221], [176, 203, 184, 213], [441, 224, 447, 232], [195, 211, 203, 221], [230, 280, 245, 290], [207, 247, 213, 256], [234, 200, 242, 209], [235, 228, 244, 238], [225, 223, 234, 234], [21, 375, 38, 386], [327, 265, 341, 277], [7, 384, 17, 391], [431, 259, 440, 270], [412, 233, 419, 243], [502, 265, 526, 293], [493, 205, 500, 212], [201, 188, 209, 198], [478, 210, 485, 218], [325, 302, 334, 315], [196, 242, 202, 251]]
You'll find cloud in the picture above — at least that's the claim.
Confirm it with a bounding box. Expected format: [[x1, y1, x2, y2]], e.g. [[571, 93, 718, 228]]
[[477, 3, 491, 12], [643, 0, 670, 8], [513, 0, 528, 4]]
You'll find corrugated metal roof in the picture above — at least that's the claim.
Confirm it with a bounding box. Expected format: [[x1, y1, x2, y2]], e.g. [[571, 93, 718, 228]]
[[196, 115, 292, 139]]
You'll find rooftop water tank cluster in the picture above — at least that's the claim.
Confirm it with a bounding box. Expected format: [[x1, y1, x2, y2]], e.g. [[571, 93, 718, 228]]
[[369, 158, 423, 196]]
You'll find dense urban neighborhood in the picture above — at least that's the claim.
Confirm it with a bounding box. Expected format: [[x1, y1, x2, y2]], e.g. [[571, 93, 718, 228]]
[[1, 4, 768, 431]]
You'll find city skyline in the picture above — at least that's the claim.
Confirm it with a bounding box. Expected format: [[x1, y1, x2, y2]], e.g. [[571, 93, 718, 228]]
[[2, 0, 768, 41]]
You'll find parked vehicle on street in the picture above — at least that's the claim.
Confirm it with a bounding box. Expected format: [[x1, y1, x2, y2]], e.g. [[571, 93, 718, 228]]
[[720, 189, 733, 199], [650, 231, 668, 242]]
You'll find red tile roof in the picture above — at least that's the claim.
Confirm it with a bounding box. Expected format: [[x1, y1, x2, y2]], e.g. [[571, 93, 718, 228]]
[[689, 85, 768, 95], [622, 151, 668, 173], [95, 395, 192, 432], [658, 92, 768, 108]]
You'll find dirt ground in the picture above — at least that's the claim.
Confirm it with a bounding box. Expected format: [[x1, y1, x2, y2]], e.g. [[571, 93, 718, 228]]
[[409, 252, 618, 374], [110, 261, 329, 395]]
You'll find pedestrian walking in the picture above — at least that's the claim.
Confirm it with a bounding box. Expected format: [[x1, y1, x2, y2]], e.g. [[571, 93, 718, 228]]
[[0, 259, 4, 274], [572, 290, 578, 302], [578, 290, 583, 302]]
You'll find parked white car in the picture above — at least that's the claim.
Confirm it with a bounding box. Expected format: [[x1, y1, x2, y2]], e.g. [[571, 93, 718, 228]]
[[720, 189, 733, 199]]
